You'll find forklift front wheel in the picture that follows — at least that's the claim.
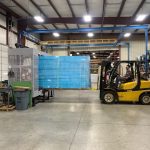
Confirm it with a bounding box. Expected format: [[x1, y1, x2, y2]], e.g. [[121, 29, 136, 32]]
[[102, 91, 115, 104], [140, 93, 150, 105]]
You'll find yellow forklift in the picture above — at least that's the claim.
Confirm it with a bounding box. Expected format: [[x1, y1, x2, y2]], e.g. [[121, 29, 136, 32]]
[[99, 60, 150, 104]]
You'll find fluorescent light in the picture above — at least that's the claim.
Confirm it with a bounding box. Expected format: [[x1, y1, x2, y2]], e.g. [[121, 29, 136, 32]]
[[76, 52, 79, 55], [92, 52, 95, 55], [87, 32, 94, 37], [136, 14, 147, 22], [83, 15, 92, 22], [34, 16, 44, 22], [124, 33, 131, 38], [53, 32, 60, 37]]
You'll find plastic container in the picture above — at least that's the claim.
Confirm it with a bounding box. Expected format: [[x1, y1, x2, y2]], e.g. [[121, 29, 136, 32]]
[[14, 90, 30, 110]]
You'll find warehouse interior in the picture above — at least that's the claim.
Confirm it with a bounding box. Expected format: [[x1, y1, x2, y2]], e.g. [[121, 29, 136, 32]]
[[0, 0, 150, 150]]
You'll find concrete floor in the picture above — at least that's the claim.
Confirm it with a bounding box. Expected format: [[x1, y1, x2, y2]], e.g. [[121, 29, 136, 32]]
[[0, 90, 150, 150]]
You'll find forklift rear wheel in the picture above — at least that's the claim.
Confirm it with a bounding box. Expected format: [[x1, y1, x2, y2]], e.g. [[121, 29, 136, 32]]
[[140, 93, 150, 105], [102, 91, 115, 104]]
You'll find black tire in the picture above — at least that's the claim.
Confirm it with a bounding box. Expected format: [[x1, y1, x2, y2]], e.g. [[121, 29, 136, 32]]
[[102, 91, 116, 104], [140, 93, 150, 105]]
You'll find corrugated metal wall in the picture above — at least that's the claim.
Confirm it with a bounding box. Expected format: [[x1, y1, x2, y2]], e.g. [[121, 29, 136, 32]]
[[48, 48, 68, 56], [25, 39, 41, 50], [121, 39, 150, 61], [52, 49, 68, 56], [0, 11, 40, 81], [0, 13, 8, 81], [0, 45, 8, 81]]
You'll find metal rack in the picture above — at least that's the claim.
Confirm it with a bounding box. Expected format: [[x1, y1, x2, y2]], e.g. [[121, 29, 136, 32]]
[[40, 39, 117, 45]]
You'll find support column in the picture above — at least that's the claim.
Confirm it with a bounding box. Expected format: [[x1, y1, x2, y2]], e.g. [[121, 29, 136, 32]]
[[6, 13, 12, 46], [144, 29, 149, 73], [17, 21, 27, 46], [127, 43, 130, 61]]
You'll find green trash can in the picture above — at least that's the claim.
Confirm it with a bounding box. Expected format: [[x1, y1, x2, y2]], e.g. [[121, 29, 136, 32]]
[[14, 89, 30, 110]]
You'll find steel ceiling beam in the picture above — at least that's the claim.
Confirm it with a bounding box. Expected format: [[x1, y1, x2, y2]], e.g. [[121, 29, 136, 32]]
[[66, 0, 75, 17], [47, 0, 61, 17], [30, 0, 47, 16], [0, 1, 36, 30], [47, 0, 69, 29], [66, 0, 79, 29], [19, 17, 150, 25], [101, 0, 107, 27], [12, 0, 32, 16], [112, 0, 127, 32], [85, 0, 91, 28], [132, 0, 146, 33], [117, 0, 127, 18], [25, 25, 149, 34], [12, 0, 46, 29], [30, 0, 56, 29], [132, 0, 146, 18], [85, 0, 89, 13], [0, 2, 20, 18]]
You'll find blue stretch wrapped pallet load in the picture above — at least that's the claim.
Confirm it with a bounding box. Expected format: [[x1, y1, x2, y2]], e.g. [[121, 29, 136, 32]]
[[39, 56, 91, 89]]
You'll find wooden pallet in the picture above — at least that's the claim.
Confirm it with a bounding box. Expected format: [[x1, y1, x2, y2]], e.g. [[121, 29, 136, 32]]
[[0, 105, 15, 111]]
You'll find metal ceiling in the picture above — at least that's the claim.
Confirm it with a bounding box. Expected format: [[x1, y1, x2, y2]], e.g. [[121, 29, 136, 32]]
[[0, 0, 149, 33]]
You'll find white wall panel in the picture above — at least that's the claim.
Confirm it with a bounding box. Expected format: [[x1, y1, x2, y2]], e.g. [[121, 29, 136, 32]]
[[0, 28, 6, 45], [9, 32, 17, 48], [25, 40, 41, 50], [0, 14, 6, 27], [130, 40, 145, 60], [12, 17, 18, 32], [52, 50, 68, 56], [121, 46, 128, 61], [0, 45, 8, 81], [120, 39, 150, 61]]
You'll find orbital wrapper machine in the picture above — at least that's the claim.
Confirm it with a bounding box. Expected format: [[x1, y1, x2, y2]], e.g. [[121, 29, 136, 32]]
[[8, 48, 49, 107]]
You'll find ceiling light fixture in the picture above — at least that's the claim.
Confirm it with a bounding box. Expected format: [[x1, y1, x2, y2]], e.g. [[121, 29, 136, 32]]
[[34, 16, 44, 22], [83, 15, 92, 22], [92, 52, 95, 55], [87, 32, 94, 37], [124, 33, 131, 38], [53, 32, 60, 37], [136, 14, 147, 22], [93, 56, 96, 58], [76, 52, 79, 55]]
